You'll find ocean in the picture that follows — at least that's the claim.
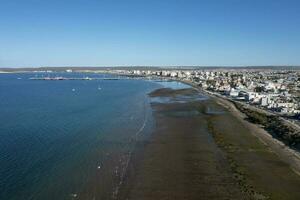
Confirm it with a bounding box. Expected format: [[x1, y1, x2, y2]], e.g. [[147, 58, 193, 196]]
[[0, 73, 189, 200]]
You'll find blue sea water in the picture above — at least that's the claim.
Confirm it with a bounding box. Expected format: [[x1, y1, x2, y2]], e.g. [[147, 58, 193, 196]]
[[0, 73, 189, 200]]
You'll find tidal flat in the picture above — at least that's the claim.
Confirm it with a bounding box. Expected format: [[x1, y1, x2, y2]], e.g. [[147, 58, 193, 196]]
[[119, 87, 300, 200]]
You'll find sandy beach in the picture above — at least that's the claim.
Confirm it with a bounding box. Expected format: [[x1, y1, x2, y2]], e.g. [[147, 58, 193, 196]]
[[118, 87, 300, 200]]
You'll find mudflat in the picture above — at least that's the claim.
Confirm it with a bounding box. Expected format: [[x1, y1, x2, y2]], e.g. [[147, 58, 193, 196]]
[[119, 88, 300, 200]]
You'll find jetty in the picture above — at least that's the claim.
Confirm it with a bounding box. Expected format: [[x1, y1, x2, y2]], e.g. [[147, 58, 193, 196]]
[[29, 77, 126, 81]]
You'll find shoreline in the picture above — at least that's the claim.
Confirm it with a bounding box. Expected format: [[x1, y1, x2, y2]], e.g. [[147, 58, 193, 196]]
[[120, 86, 300, 199], [5, 72, 300, 198], [13, 71, 300, 179], [212, 95, 300, 174], [120, 88, 248, 199], [178, 79, 300, 174]]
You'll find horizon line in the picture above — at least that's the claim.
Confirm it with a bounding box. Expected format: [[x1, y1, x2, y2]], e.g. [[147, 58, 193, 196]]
[[1, 65, 300, 69]]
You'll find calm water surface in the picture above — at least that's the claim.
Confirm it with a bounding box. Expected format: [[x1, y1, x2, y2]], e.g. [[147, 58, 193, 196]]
[[0, 73, 188, 200]]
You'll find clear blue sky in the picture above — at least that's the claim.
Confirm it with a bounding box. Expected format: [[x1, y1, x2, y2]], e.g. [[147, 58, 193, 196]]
[[1, 0, 300, 67]]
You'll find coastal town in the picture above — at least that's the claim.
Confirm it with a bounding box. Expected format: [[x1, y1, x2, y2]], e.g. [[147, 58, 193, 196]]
[[3, 0, 300, 199], [19, 67, 300, 117], [105, 68, 300, 117], [3, 66, 300, 199]]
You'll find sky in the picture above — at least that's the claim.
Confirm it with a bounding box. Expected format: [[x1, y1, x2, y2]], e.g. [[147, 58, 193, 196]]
[[0, 0, 300, 67]]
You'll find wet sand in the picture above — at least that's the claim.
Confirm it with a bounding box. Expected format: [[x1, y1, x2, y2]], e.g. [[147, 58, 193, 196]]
[[119, 88, 300, 200]]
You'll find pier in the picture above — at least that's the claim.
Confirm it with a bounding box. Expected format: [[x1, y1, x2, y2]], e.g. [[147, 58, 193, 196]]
[[29, 77, 126, 81]]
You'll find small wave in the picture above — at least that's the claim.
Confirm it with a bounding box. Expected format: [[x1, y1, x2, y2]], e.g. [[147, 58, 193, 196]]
[[112, 97, 149, 199]]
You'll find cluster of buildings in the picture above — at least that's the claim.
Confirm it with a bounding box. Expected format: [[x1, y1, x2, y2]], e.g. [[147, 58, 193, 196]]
[[26, 67, 300, 116], [113, 68, 300, 116]]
